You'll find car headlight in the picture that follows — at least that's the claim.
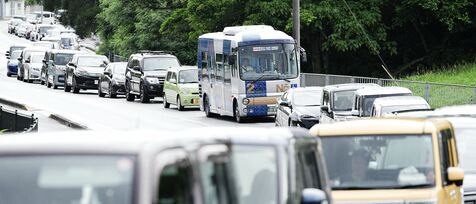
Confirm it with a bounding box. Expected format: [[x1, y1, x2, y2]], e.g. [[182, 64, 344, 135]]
[[146, 77, 159, 84]]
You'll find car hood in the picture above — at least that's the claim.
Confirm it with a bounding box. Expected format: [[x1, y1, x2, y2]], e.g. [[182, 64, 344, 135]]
[[178, 83, 199, 89], [29, 63, 43, 68], [78, 66, 104, 74], [7, 60, 19, 66], [294, 106, 321, 118], [144, 70, 167, 77]]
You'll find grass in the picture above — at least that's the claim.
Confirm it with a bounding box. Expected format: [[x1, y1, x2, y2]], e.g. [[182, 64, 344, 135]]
[[399, 63, 476, 108], [403, 63, 476, 86]]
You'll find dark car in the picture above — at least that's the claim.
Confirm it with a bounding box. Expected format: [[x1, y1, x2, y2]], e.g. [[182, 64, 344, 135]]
[[6, 50, 23, 77], [64, 54, 109, 93], [125, 51, 181, 103], [0, 128, 331, 204], [276, 87, 323, 129], [98, 62, 127, 98]]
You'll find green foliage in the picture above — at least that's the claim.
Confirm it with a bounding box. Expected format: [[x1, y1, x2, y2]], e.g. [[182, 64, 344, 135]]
[[404, 63, 476, 86]]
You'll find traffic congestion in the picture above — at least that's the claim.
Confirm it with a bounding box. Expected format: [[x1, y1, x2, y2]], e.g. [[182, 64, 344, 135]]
[[2, 10, 476, 204]]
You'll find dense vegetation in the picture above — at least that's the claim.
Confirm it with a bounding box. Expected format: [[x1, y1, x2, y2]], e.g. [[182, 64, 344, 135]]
[[405, 63, 476, 86], [32, 0, 476, 78]]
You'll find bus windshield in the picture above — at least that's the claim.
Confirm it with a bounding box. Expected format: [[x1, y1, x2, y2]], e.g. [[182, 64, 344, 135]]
[[239, 43, 298, 81]]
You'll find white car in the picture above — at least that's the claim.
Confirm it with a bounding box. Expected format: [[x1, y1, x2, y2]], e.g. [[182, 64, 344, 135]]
[[350, 86, 413, 117], [22, 52, 45, 83], [15, 22, 30, 38], [59, 33, 80, 50], [371, 95, 430, 117], [33, 11, 57, 25], [17, 47, 47, 81], [30, 24, 56, 41], [41, 36, 62, 49]]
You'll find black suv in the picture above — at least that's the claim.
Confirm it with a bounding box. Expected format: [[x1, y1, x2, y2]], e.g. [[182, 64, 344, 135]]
[[125, 51, 181, 103]]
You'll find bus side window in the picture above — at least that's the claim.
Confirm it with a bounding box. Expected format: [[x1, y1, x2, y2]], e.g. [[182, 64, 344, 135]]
[[224, 54, 231, 84], [216, 54, 223, 81], [230, 55, 237, 77], [201, 51, 208, 80]]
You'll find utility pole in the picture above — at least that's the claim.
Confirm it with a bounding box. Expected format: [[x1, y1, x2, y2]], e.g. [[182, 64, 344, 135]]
[[40, 0, 44, 23], [292, 0, 300, 49]]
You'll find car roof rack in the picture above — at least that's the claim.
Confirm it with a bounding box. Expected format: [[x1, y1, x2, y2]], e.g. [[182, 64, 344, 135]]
[[138, 50, 174, 56]]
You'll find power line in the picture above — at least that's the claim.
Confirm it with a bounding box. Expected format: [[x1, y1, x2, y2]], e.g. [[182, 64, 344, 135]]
[[341, 0, 396, 81]]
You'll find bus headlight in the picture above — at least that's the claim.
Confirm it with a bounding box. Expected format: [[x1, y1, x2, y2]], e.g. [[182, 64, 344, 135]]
[[242, 98, 250, 105]]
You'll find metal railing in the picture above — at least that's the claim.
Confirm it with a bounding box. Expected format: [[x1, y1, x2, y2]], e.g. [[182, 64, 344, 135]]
[[0, 106, 38, 133], [301, 73, 476, 108]]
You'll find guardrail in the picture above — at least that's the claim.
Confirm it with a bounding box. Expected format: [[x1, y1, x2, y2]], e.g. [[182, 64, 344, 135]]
[[301, 73, 476, 108], [0, 106, 38, 133]]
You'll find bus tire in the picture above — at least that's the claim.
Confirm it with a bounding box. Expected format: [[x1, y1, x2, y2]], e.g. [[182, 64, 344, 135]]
[[234, 101, 244, 123], [204, 95, 214, 117]]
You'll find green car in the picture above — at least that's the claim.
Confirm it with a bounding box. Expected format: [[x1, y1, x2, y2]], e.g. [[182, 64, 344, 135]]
[[163, 66, 200, 111]]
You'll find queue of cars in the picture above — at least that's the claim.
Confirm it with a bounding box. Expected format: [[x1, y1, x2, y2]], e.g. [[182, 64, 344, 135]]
[[4, 23, 476, 203]]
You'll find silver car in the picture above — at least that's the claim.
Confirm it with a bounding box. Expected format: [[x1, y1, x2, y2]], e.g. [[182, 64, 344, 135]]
[[42, 49, 83, 89], [0, 128, 331, 204]]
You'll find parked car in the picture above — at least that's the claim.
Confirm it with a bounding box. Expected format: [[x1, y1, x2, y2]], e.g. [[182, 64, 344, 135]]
[[65, 54, 109, 93], [98, 62, 127, 98], [40, 36, 61, 49], [42, 49, 82, 89], [125, 51, 181, 103], [0, 128, 332, 204], [310, 118, 464, 204], [22, 52, 45, 83], [59, 33, 80, 50], [7, 19, 23, 34], [33, 11, 56, 25], [163, 66, 199, 110], [370, 96, 430, 117], [393, 105, 476, 203], [17, 47, 47, 81], [30, 24, 55, 41], [15, 22, 30, 38], [320, 83, 380, 123], [32, 41, 55, 50], [6, 50, 23, 77], [275, 87, 323, 128], [5, 44, 26, 59], [351, 86, 413, 118]]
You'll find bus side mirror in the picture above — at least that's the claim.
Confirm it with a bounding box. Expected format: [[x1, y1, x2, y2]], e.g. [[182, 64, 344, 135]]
[[229, 56, 236, 66], [300, 47, 307, 63]]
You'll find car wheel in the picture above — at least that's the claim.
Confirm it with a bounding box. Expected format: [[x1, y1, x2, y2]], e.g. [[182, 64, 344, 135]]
[[109, 83, 117, 98], [125, 81, 135, 101], [98, 85, 105, 97], [7, 73, 11, 77], [64, 76, 71, 92], [234, 101, 244, 123], [177, 96, 184, 111], [139, 84, 150, 103], [72, 76, 80, 93], [163, 94, 170, 108], [40, 73, 45, 85]]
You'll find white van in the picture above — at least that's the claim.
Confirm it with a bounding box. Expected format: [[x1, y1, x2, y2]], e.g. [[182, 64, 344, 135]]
[[33, 11, 56, 25]]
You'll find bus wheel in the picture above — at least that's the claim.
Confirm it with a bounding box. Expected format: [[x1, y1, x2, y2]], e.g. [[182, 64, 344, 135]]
[[204, 95, 213, 117], [234, 102, 244, 123]]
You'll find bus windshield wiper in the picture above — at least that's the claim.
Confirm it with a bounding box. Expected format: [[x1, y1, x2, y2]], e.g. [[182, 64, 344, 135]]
[[250, 74, 276, 83]]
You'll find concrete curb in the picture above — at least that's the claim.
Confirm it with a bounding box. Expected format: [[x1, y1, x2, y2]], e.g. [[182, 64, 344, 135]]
[[48, 114, 88, 130], [0, 97, 88, 130]]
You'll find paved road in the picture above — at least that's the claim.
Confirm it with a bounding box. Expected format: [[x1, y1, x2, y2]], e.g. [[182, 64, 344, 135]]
[[0, 20, 274, 132]]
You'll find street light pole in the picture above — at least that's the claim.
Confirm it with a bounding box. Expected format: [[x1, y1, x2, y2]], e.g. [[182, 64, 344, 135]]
[[292, 0, 300, 49]]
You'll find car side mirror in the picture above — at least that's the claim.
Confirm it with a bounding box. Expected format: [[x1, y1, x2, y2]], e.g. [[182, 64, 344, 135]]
[[18, 57, 22, 61], [133, 66, 141, 71], [279, 100, 290, 107], [320, 105, 329, 113], [104, 70, 111, 76], [25, 60, 30, 63], [169, 78, 177, 84], [448, 167, 464, 186], [301, 188, 327, 204], [300, 47, 307, 63], [351, 110, 359, 116], [68, 62, 76, 67], [42, 59, 47, 63]]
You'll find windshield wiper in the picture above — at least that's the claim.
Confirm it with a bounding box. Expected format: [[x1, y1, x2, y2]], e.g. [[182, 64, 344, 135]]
[[250, 74, 277, 83]]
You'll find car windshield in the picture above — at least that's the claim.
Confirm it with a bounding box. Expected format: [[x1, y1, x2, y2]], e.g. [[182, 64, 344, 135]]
[[239, 43, 298, 81], [0, 155, 135, 204], [455, 128, 476, 173], [30, 55, 44, 63], [294, 90, 322, 106], [179, 69, 198, 84], [362, 94, 412, 117], [322, 135, 435, 190], [114, 63, 127, 74], [39, 27, 54, 34], [143, 57, 180, 71], [333, 90, 355, 111], [380, 104, 430, 116], [61, 37, 74, 46], [10, 51, 22, 60], [10, 46, 25, 53], [78, 56, 108, 67], [54, 53, 75, 65]]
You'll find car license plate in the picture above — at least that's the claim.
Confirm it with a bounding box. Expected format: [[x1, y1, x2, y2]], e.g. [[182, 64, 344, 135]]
[[193, 99, 198, 104], [94, 80, 98, 85]]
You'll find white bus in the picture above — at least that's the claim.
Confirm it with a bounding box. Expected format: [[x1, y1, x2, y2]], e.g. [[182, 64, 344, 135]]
[[198, 25, 302, 122]]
